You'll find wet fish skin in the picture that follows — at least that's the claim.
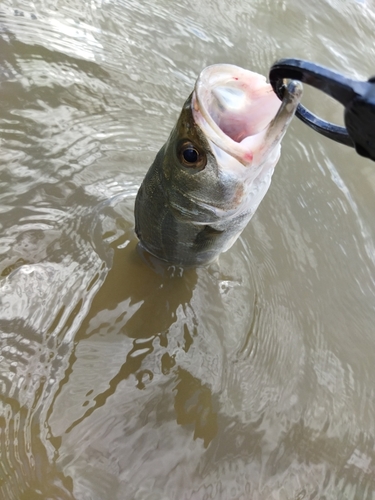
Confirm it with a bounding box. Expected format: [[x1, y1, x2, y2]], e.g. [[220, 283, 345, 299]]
[[135, 95, 246, 266], [135, 65, 302, 267]]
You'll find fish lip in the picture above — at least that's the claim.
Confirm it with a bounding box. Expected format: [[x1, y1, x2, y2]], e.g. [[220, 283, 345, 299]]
[[192, 64, 282, 166]]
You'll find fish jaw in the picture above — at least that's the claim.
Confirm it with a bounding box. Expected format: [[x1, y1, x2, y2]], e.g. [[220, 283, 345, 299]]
[[188, 65, 302, 224], [192, 64, 301, 172]]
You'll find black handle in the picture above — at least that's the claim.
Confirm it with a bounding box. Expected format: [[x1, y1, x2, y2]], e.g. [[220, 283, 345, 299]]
[[269, 58, 375, 161]]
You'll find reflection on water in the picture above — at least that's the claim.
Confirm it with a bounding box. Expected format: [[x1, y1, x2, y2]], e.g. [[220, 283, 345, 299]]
[[1, 0, 375, 498]]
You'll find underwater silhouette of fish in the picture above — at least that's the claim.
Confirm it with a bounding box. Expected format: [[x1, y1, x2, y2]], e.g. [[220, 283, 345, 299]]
[[135, 64, 302, 267]]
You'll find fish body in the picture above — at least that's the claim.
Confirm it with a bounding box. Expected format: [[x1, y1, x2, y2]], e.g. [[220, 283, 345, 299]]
[[135, 64, 302, 267]]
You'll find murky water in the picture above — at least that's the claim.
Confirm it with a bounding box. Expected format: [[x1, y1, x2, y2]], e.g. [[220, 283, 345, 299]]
[[1, 0, 375, 498]]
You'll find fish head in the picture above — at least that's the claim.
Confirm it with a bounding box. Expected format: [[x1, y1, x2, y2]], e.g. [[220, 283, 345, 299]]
[[135, 64, 302, 266], [160, 92, 247, 224]]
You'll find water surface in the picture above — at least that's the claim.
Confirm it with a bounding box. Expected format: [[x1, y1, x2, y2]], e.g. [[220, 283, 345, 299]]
[[1, 0, 375, 498]]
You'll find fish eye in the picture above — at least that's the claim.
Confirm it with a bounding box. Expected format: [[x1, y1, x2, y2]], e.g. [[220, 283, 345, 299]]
[[178, 141, 206, 171], [183, 147, 198, 163]]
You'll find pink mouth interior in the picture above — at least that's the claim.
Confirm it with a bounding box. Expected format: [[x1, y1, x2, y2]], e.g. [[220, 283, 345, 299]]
[[206, 77, 281, 144]]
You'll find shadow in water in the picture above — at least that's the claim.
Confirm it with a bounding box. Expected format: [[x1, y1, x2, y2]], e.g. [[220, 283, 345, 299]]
[[174, 367, 218, 448], [65, 235, 220, 448]]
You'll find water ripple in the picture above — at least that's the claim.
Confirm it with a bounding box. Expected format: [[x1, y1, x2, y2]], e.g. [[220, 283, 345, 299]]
[[0, 0, 375, 498]]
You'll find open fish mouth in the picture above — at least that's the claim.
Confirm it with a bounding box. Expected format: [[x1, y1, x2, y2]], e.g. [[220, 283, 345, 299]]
[[192, 64, 301, 166]]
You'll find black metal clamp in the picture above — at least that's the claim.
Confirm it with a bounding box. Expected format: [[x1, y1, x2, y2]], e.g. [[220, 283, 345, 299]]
[[269, 58, 375, 161]]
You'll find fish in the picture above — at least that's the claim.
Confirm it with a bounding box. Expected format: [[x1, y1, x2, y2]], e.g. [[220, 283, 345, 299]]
[[134, 64, 302, 267]]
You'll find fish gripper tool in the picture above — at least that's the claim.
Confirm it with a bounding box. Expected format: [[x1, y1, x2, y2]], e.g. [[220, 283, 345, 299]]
[[269, 58, 375, 162]]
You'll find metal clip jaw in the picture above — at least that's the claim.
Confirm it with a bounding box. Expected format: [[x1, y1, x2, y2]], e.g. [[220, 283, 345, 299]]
[[269, 58, 375, 161]]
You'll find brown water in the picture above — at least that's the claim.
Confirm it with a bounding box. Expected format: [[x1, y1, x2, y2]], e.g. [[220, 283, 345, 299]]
[[1, 0, 375, 498]]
